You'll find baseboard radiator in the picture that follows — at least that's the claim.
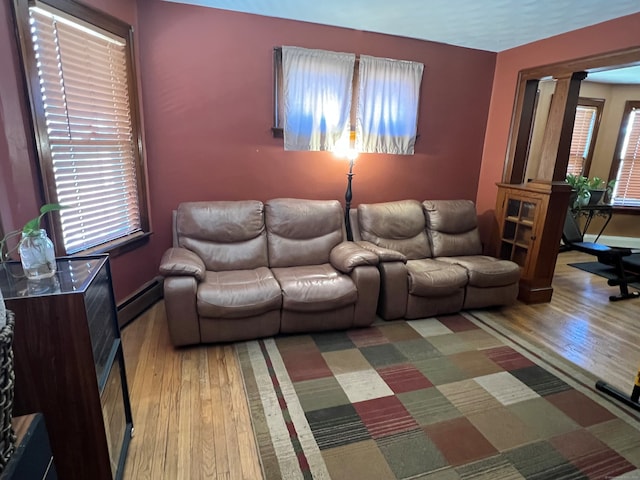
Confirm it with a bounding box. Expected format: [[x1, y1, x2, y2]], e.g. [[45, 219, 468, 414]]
[[117, 276, 164, 328]]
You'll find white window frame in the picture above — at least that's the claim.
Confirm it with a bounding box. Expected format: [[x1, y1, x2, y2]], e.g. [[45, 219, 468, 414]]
[[610, 101, 640, 208]]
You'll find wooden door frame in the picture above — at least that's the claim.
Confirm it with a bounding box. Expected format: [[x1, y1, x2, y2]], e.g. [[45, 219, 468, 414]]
[[504, 47, 640, 184]]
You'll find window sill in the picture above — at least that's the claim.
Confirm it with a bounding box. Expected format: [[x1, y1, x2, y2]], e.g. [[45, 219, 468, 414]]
[[70, 231, 152, 259]]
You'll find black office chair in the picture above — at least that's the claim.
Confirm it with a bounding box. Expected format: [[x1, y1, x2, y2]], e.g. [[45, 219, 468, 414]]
[[562, 208, 640, 301]]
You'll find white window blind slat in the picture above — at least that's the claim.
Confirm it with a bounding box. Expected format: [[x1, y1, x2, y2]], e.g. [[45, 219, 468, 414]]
[[48, 124, 133, 139], [55, 101, 132, 115], [29, 5, 141, 253], [62, 208, 140, 232], [58, 85, 131, 106]]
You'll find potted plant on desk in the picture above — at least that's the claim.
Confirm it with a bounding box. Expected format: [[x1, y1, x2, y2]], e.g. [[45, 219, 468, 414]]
[[566, 174, 616, 209], [566, 174, 590, 209], [587, 177, 616, 205]]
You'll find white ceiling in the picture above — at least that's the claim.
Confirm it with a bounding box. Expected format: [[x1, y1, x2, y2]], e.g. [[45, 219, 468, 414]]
[[586, 65, 640, 85], [164, 0, 640, 53]]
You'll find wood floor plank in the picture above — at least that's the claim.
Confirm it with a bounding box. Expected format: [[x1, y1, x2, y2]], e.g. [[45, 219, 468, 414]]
[[197, 348, 217, 478], [122, 303, 164, 480], [176, 348, 196, 479], [210, 346, 231, 479], [120, 250, 640, 479]]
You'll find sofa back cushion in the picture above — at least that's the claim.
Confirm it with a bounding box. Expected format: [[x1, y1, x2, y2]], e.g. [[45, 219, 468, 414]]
[[357, 200, 431, 260], [265, 198, 345, 268], [176, 201, 268, 271], [423, 200, 482, 257]]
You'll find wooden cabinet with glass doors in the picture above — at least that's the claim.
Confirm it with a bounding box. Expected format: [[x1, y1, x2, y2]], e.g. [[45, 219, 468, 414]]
[[495, 181, 572, 304], [498, 196, 539, 270]]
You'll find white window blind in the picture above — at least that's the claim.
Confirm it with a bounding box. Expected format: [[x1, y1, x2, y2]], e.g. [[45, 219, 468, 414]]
[[613, 107, 640, 207], [567, 105, 597, 177], [29, 5, 142, 253]]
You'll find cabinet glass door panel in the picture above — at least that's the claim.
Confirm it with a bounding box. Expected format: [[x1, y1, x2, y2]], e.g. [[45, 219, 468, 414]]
[[506, 199, 521, 219], [102, 358, 127, 479], [83, 263, 118, 386], [515, 225, 533, 245], [520, 202, 536, 223], [513, 246, 528, 267], [503, 221, 517, 241], [500, 242, 513, 260]]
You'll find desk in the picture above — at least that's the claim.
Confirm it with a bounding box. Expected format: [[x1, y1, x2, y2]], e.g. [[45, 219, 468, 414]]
[[572, 204, 613, 242]]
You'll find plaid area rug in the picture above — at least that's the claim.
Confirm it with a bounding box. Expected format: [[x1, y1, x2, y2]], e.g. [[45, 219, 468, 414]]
[[236, 313, 640, 479]]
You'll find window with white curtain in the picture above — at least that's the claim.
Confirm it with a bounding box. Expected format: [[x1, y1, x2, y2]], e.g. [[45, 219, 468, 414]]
[[356, 55, 423, 154], [13, 0, 149, 254], [282, 46, 355, 151], [610, 101, 640, 207], [274, 47, 424, 155]]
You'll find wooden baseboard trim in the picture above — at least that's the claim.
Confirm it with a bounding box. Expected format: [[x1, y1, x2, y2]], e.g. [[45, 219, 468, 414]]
[[117, 276, 164, 328], [518, 284, 553, 304]]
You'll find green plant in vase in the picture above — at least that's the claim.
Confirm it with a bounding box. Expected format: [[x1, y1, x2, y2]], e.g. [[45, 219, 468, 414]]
[[585, 176, 616, 205], [0, 203, 66, 279], [566, 175, 616, 208], [566, 174, 590, 208]]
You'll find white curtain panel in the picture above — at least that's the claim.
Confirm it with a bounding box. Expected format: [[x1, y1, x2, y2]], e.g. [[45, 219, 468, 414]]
[[282, 46, 355, 151], [357, 55, 424, 154]]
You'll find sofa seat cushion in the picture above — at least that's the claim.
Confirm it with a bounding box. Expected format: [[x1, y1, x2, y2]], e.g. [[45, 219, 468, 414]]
[[272, 264, 357, 312], [197, 267, 282, 318], [406, 259, 468, 297], [437, 256, 521, 288]]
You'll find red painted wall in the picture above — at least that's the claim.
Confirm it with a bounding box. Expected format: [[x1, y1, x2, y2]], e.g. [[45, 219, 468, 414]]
[[0, 0, 496, 302], [476, 12, 640, 242], [0, 1, 43, 250], [136, 0, 497, 282]]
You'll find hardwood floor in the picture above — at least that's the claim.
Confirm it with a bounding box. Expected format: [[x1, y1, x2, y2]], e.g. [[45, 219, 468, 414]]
[[120, 250, 640, 479]]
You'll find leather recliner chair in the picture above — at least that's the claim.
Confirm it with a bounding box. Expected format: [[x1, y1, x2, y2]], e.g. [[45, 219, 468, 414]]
[[353, 199, 470, 319], [159, 198, 380, 346], [351, 199, 520, 321], [422, 200, 520, 309]]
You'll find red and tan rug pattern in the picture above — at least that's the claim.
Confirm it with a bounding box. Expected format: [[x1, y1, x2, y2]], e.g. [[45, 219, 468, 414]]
[[236, 313, 640, 479]]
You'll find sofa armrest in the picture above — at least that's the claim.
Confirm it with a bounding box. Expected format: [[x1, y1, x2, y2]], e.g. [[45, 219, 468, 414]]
[[355, 241, 407, 263], [330, 242, 379, 273], [159, 247, 206, 281]]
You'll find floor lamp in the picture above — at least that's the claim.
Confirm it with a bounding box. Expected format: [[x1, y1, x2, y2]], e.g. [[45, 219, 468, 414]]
[[344, 157, 356, 241], [334, 130, 359, 240]]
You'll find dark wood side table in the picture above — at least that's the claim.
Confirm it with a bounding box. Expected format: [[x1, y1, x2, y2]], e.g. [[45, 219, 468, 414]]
[[0, 255, 133, 480], [0, 414, 55, 479]]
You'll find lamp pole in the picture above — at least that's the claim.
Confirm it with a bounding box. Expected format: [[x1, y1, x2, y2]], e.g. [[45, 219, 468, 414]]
[[344, 158, 355, 241]]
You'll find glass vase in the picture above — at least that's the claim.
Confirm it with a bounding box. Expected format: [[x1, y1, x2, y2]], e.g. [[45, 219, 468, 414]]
[[19, 229, 56, 280]]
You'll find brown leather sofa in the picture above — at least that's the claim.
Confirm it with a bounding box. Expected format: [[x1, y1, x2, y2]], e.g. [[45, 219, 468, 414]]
[[159, 198, 380, 346], [351, 199, 520, 320]]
